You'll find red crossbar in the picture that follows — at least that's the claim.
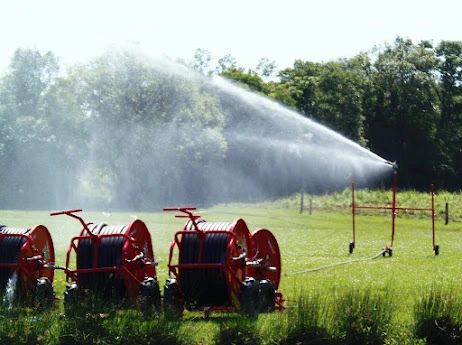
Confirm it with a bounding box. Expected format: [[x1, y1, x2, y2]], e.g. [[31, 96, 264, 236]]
[[351, 170, 436, 254]]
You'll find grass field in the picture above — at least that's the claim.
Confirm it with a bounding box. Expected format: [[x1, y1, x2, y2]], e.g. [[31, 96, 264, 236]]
[[1, 188, 462, 344]]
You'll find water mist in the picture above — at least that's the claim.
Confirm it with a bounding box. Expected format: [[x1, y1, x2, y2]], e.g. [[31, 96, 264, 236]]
[[76, 52, 392, 210]]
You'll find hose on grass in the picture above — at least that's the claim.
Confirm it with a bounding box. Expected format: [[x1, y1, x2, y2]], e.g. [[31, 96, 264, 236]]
[[286, 249, 386, 276]]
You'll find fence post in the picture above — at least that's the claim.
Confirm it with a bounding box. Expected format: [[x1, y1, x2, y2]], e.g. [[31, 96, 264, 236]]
[[300, 189, 304, 214], [445, 203, 449, 225]]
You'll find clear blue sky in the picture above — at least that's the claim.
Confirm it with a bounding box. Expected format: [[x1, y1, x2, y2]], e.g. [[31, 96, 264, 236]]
[[1, 0, 461, 73]]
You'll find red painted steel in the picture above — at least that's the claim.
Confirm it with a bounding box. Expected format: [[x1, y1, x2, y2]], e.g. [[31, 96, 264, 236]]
[[0, 224, 55, 297], [164, 207, 284, 313], [51, 209, 158, 298], [351, 170, 437, 254]]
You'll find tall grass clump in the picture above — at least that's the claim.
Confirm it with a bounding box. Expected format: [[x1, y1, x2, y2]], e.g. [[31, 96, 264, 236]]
[[412, 285, 462, 345], [330, 287, 395, 345], [281, 292, 330, 345]]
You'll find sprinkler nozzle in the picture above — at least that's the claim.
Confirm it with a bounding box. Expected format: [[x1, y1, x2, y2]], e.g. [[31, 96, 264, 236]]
[[385, 160, 399, 171]]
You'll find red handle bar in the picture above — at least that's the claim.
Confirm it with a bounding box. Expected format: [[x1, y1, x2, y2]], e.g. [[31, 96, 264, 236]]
[[50, 209, 83, 216]]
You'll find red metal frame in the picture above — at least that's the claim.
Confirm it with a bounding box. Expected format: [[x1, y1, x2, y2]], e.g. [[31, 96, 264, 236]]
[[168, 229, 246, 311], [165, 207, 249, 311], [50, 209, 157, 298], [248, 228, 284, 309], [0, 225, 55, 296], [164, 207, 285, 312], [351, 170, 437, 254]]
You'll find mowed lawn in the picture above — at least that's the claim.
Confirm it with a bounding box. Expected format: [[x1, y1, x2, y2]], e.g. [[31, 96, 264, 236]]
[[1, 201, 461, 324]]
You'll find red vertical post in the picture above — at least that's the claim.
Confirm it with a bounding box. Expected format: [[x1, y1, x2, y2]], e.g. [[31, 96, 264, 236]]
[[352, 182, 356, 248], [390, 170, 397, 248]]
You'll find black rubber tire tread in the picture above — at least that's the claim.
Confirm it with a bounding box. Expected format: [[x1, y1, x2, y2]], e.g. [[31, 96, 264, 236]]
[[63, 282, 79, 316], [240, 277, 260, 318], [163, 278, 184, 319], [258, 279, 276, 313], [139, 277, 162, 317], [35, 277, 54, 310]]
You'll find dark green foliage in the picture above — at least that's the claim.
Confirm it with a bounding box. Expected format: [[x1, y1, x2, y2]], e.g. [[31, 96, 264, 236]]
[[413, 287, 462, 345], [221, 68, 268, 94]]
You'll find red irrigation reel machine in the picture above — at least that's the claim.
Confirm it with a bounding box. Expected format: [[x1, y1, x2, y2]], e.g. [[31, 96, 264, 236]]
[[50, 209, 161, 315], [0, 223, 55, 309], [163, 207, 284, 318]]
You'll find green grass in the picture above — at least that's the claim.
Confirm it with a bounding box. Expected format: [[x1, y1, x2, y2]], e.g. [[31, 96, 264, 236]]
[[2, 188, 462, 344]]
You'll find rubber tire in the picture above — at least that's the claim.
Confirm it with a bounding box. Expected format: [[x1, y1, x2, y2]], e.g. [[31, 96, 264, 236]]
[[139, 277, 162, 318], [349, 241, 354, 254], [64, 281, 79, 316], [240, 277, 260, 318], [258, 280, 276, 313], [435, 244, 440, 256], [163, 278, 184, 319], [35, 277, 54, 310]]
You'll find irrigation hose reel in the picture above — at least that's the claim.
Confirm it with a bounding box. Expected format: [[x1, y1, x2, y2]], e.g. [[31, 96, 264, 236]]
[[0, 224, 55, 309], [50, 209, 161, 316], [163, 207, 284, 318]]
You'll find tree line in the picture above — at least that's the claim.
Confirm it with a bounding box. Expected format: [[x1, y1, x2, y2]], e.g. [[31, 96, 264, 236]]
[[0, 37, 461, 210]]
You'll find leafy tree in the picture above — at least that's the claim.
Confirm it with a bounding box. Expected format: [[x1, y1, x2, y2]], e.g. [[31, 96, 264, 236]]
[[220, 66, 268, 94], [278, 60, 320, 117], [365, 38, 439, 187], [311, 60, 366, 143], [191, 48, 213, 75], [255, 57, 277, 79], [431, 40, 462, 188], [6, 48, 60, 117], [216, 54, 237, 74], [0, 48, 70, 209], [266, 81, 297, 108]]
